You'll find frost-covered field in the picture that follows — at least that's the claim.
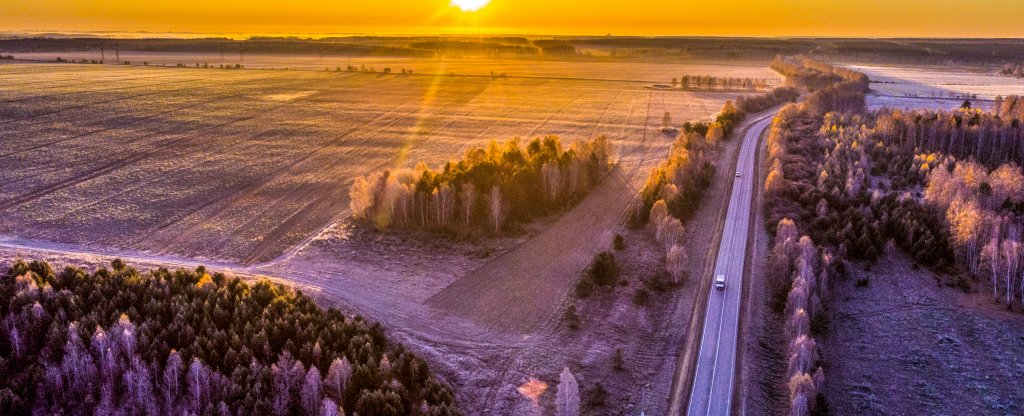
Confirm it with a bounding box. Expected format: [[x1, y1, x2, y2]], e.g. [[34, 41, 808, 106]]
[[847, 63, 1024, 99], [10, 51, 780, 83], [823, 254, 1024, 415], [0, 61, 735, 264], [865, 95, 995, 111], [831, 63, 1021, 110]]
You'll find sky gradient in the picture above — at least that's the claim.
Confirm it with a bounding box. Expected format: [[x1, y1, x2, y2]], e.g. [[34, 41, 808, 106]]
[[2, 0, 1024, 37]]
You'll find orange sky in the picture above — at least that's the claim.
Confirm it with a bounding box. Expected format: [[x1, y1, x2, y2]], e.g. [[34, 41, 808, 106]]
[[2, 0, 1024, 37]]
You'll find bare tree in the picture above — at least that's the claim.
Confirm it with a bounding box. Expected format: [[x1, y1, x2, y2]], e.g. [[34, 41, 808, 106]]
[[187, 359, 211, 415], [555, 367, 580, 416], [163, 350, 184, 411], [542, 162, 562, 200], [650, 200, 669, 239], [666, 244, 688, 284], [461, 182, 477, 227], [489, 186, 505, 234], [301, 366, 323, 416], [982, 238, 1002, 302], [272, 353, 300, 416], [324, 357, 352, 401], [320, 398, 342, 416], [1003, 239, 1022, 306]]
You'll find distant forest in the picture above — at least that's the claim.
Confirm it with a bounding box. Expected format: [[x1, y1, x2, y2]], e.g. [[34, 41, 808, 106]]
[[3, 37, 1024, 63]]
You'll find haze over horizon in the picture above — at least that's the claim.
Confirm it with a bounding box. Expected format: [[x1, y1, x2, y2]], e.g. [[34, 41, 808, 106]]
[[3, 0, 1024, 38]]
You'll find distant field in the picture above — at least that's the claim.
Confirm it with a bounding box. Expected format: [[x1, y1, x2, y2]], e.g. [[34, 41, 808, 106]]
[[843, 63, 1024, 102], [9, 52, 780, 83], [0, 61, 739, 264]]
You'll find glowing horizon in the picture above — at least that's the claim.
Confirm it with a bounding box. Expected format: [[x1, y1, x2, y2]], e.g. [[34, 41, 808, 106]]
[[2, 0, 1024, 38]]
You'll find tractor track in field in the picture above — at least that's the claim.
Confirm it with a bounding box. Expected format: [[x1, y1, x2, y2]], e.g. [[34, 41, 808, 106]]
[[237, 77, 555, 264], [0, 91, 330, 211], [0, 75, 219, 104], [263, 80, 563, 267], [0, 71, 314, 125], [0, 71, 179, 92], [0, 73, 370, 161], [144, 83, 452, 262], [0, 75, 337, 197], [136, 78, 500, 263]]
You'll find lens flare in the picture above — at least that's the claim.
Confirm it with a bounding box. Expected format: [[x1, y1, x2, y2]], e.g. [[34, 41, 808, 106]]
[[450, 0, 490, 12]]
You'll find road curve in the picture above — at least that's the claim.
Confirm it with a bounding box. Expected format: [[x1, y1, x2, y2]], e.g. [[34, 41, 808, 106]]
[[686, 115, 773, 415]]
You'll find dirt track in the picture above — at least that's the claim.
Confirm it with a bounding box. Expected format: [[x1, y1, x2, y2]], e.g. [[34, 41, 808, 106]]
[[426, 168, 634, 333]]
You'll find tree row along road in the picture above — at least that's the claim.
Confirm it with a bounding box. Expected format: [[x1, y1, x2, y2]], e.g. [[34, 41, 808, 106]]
[[686, 115, 773, 415]]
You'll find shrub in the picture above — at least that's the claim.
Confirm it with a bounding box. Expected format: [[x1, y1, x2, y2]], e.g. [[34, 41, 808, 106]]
[[587, 252, 618, 286], [611, 349, 625, 371], [632, 288, 650, 306], [575, 278, 594, 299], [564, 305, 581, 330], [586, 383, 608, 408], [613, 234, 625, 250], [643, 271, 673, 293]]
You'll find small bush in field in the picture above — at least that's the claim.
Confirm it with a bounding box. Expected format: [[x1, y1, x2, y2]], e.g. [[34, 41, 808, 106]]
[[564, 305, 582, 330], [575, 278, 594, 298], [588, 252, 618, 286], [613, 234, 625, 250], [611, 349, 625, 371], [632, 288, 650, 306]]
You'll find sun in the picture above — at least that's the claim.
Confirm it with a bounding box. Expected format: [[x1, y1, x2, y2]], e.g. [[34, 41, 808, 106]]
[[450, 0, 491, 12]]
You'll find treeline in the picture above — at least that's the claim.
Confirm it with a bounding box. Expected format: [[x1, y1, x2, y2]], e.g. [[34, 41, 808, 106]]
[[764, 94, 955, 269], [532, 40, 577, 56], [638, 129, 715, 285], [767, 221, 831, 416], [350, 136, 615, 235], [770, 56, 870, 93], [679, 86, 796, 147], [1000, 62, 1024, 78], [874, 104, 1024, 168], [0, 260, 459, 415], [759, 64, 868, 416], [639, 130, 717, 224], [671, 75, 778, 92], [409, 41, 537, 56], [0, 38, 427, 57], [682, 88, 798, 150], [735, 86, 800, 115], [923, 159, 1024, 305], [637, 84, 800, 270]]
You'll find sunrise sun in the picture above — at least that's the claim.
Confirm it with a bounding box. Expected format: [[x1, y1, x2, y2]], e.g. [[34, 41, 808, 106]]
[[450, 0, 490, 12]]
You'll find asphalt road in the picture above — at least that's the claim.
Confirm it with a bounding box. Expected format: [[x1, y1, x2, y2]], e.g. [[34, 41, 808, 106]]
[[686, 115, 773, 416]]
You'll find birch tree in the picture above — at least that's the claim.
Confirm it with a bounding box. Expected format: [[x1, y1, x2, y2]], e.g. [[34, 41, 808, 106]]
[[1003, 240, 1022, 306], [324, 357, 352, 401], [489, 186, 505, 234], [555, 367, 580, 416], [301, 366, 323, 416], [666, 244, 688, 284], [461, 182, 477, 227], [982, 238, 1002, 301]]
